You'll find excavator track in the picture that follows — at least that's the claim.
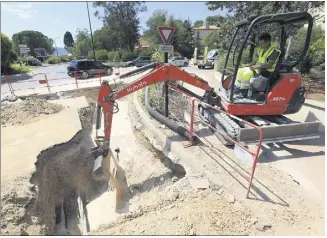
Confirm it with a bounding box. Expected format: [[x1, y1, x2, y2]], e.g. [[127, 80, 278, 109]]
[[198, 104, 241, 146]]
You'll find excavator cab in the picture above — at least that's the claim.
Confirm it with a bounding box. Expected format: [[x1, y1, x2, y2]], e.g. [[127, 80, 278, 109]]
[[219, 11, 313, 116]]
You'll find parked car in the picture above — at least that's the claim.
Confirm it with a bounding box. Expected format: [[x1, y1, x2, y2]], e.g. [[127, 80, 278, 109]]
[[134, 56, 152, 67], [168, 57, 189, 67], [125, 58, 138, 67], [198, 49, 219, 69], [67, 60, 113, 79]]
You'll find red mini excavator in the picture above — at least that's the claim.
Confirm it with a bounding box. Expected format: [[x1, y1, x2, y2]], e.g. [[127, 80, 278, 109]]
[[90, 12, 321, 205], [91, 11, 320, 159]]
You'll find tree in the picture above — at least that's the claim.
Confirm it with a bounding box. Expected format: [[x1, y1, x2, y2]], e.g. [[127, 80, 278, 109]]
[[193, 20, 204, 27], [93, 27, 120, 51], [63, 31, 74, 48], [205, 15, 226, 26], [71, 29, 91, 57], [11, 30, 54, 56], [177, 19, 194, 58], [1, 33, 17, 72], [143, 10, 168, 44], [206, 1, 325, 21], [194, 29, 202, 54], [204, 31, 218, 49], [142, 11, 194, 57], [93, 1, 147, 51]]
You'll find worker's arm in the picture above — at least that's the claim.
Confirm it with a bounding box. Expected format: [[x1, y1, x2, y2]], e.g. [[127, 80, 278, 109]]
[[251, 50, 279, 70], [242, 60, 256, 67]]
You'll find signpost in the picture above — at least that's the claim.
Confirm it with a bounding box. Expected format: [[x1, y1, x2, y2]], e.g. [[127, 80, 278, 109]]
[[19, 45, 30, 62], [158, 26, 175, 117], [19, 44, 30, 54], [158, 44, 174, 53]]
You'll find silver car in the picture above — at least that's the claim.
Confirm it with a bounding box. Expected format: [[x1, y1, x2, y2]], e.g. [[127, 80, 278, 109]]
[[134, 56, 152, 67], [168, 57, 189, 67]]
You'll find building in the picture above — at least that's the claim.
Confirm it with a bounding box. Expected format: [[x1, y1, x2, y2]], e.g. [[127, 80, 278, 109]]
[[192, 23, 219, 45], [135, 38, 152, 50]]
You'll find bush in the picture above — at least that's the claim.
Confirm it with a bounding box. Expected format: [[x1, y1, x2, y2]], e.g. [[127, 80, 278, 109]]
[[95, 49, 109, 61], [120, 50, 138, 62], [1, 34, 17, 73], [46, 56, 61, 64], [297, 55, 313, 74], [9, 64, 31, 74], [151, 50, 164, 63], [107, 51, 121, 61], [139, 46, 156, 57], [60, 55, 73, 62]]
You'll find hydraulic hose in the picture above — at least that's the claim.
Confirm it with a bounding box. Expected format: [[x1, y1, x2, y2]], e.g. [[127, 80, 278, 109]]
[[120, 62, 157, 79]]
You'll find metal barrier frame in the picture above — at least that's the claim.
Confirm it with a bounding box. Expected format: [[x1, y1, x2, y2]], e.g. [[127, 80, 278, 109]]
[[306, 80, 325, 98], [168, 83, 263, 198], [1, 71, 106, 96]]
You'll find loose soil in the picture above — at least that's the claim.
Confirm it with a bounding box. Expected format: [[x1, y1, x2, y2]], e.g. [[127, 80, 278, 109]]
[[0, 87, 109, 235], [1, 97, 63, 126], [1, 83, 324, 236]]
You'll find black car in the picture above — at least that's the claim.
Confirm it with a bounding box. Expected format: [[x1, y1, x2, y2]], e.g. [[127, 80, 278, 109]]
[[67, 60, 113, 79]]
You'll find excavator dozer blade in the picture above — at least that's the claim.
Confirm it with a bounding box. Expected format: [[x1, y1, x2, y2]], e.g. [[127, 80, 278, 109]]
[[238, 121, 321, 144], [92, 148, 129, 213]]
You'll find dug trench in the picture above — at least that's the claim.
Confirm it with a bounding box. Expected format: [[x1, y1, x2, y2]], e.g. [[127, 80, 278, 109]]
[[5, 86, 186, 235]]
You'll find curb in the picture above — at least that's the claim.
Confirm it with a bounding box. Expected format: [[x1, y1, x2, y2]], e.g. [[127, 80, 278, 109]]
[[304, 99, 325, 111], [132, 90, 224, 189]]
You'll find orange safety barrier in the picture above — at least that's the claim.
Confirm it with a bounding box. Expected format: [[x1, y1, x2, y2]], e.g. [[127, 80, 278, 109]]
[[168, 84, 263, 198], [306, 80, 325, 98]]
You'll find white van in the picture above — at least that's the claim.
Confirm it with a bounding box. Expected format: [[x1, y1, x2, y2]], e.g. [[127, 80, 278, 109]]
[[198, 49, 219, 69]]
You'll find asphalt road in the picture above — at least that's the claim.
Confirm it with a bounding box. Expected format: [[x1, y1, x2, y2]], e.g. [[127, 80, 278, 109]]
[[1, 65, 70, 96], [1, 64, 217, 97]]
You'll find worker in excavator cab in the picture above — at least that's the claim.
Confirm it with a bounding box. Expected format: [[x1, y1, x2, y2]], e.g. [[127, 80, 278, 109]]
[[234, 33, 281, 97]]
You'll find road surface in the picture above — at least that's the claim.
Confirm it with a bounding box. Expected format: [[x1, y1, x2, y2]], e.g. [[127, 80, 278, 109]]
[[1, 64, 217, 98]]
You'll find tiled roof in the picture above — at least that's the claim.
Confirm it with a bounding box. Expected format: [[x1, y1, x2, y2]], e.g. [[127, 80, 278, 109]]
[[192, 25, 219, 30]]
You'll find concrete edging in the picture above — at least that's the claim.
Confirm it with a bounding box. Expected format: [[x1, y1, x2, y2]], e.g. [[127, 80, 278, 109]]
[[132, 90, 222, 185]]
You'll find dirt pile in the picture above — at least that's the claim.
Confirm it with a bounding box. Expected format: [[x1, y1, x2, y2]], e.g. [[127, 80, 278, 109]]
[[88, 97, 263, 236], [1, 97, 63, 126]]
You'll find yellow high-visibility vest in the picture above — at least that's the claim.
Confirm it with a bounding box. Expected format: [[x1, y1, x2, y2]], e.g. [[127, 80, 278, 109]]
[[257, 44, 281, 72], [235, 67, 254, 89], [235, 44, 281, 89]]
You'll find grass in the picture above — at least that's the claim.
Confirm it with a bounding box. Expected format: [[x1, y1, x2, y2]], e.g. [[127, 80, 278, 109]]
[[9, 64, 31, 74]]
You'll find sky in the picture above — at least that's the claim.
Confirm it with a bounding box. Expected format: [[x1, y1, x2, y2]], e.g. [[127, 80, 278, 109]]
[[1, 1, 226, 48]]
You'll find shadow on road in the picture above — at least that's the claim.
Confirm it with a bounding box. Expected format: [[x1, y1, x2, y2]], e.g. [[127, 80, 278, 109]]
[[259, 131, 325, 163], [198, 130, 289, 207], [1, 74, 33, 85]]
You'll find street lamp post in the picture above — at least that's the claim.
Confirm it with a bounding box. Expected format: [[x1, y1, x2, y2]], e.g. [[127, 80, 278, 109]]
[[86, 1, 96, 61]]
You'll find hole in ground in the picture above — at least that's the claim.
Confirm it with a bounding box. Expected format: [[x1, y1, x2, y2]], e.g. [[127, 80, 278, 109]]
[[28, 99, 103, 235], [26, 86, 186, 235]]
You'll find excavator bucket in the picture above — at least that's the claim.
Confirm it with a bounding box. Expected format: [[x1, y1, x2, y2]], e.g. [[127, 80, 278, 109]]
[[92, 148, 129, 213], [238, 121, 321, 144]]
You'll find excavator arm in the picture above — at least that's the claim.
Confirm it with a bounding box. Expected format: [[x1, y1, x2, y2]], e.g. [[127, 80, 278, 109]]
[[95, 63, 214, 150]]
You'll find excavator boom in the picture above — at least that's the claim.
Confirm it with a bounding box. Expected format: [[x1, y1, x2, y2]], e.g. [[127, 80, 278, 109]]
[[96, 63, 214, 148]]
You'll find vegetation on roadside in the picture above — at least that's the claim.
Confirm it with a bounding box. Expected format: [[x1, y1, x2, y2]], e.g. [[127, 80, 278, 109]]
[[9, 64, 31, 74], [46, 55, 74, 64]]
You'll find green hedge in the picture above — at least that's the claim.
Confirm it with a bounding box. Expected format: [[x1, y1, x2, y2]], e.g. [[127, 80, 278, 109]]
[[46, 56, 61, 64]]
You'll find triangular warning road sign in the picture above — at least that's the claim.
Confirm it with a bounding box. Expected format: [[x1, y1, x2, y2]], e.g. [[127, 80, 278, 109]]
[[158, 26, 175, 44]]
